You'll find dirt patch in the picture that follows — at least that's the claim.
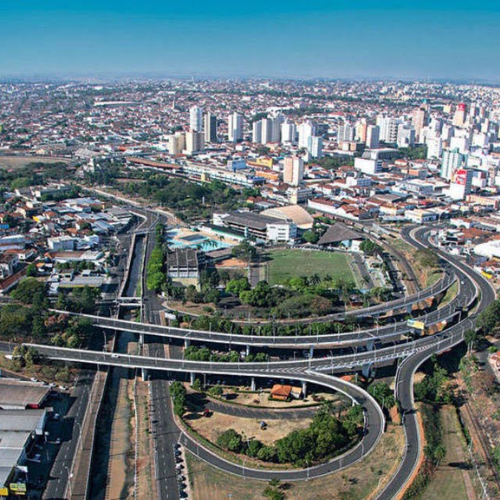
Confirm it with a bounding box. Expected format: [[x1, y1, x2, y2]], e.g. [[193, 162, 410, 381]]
[[222, 389, 341, 409], [216, 258, 247, 268], [186, 411, 313, 447]]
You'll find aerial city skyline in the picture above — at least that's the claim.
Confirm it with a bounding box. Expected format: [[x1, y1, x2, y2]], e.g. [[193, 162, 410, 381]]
[[1, 3, 500, 500]]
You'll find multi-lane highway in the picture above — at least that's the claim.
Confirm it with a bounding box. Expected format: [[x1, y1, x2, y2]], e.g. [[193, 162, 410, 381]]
[[375, 226, 496, 500], [19, 222, 495, 494]]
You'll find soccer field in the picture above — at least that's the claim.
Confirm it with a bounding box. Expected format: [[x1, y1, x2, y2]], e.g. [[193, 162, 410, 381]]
[[265, 249, 358, 286]]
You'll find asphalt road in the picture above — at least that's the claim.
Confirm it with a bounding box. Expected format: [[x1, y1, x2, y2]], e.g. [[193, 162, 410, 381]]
[[141, 212, 181, 500], [43, 372, 94, 500], [375, 226, 496, 500], [11, 220, 491, 490]]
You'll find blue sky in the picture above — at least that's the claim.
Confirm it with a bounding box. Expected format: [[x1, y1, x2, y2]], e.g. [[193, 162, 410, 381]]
[[1, 1, 499, 80]]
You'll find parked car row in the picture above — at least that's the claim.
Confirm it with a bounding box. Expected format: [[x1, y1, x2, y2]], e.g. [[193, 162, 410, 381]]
[[174, 443, 189, 499]]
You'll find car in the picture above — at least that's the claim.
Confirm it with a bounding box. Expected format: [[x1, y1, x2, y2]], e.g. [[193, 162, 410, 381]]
[[30, 454, 42, 463], [30, 377, 39, 383], [53, 413, 61, 421], [111, 354, 120, 358]]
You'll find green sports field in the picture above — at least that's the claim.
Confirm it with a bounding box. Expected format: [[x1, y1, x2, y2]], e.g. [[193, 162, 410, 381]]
[[265, 249, 359, 286]]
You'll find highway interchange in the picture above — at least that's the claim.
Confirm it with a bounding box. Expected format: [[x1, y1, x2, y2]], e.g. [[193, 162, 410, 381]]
[[22, 217, 497, 499]]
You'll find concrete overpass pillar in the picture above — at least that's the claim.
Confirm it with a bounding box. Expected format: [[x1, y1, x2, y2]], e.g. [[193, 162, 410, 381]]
[[302, 381, 307, 399], [309, 345, 314, 359], [141, 368, 148, 380], [367, 339, 374, 351], [184, 339, 191, 348], [251, 378, 256, 392], [362, 363, 373, 379], [190, 372, 195, 386], [139, 334, 144, 346], [246, 345, 251, 356]]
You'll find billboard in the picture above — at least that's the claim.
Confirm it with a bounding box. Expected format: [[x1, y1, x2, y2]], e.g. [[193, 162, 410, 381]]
[[453, 169, 468, 186]]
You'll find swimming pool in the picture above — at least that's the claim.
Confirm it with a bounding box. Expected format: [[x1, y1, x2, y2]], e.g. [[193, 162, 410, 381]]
[[167, 236, 231, 252]]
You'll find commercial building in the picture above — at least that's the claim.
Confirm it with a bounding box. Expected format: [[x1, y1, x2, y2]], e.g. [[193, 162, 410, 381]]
[[216, 212, 296, 242], [0, 409, 48, 497], [354, 157, 382, 175], [449, 169, 473, 200], [0, 379, 50, 410]]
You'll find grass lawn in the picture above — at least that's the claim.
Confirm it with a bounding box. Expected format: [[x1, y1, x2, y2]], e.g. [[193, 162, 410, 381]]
[[417, 405, 478, 500], [265, 250, 358, 286]]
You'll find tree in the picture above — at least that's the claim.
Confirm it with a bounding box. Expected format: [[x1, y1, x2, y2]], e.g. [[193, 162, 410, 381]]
[[303, 230, 319, 244], [360, 240, 382, 256], [477, 299, 500, 333], [12, 278, 46, 304], [232, 240, 257, 263], [217, 429, 243, 452], [368, 382, 395, 409], [226, 278, 251, 295], [26, 263, 37, 277]]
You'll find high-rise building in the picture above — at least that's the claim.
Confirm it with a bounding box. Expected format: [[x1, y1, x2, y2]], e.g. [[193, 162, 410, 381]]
[[298, 121, 316, 149], [189, 106, 203, 132], [378, 117, 401, 143], [366, 125, 380, 149], [412, 106, 428, 142], [281, 121, 297, 143], [185, 130, 204, 154], [252, 120, 262, 144], [308, 136, 323, 158], [260, 118, 272, 145], [168, 132, 186, 155], [338, 123, 355, 143], [283, 156, 304, 186], [441, 148, 466, 180], [397, 124, 416, 148], [449, 135, 470, 154], [270, 112, 284, 143], [228, 113, 244, 142], [203, 113, 217, 143], [427, 137, 443, 159], [449, 168, 473, 200], [356, 119, 368, 143], [453, 103, 467, 128]]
